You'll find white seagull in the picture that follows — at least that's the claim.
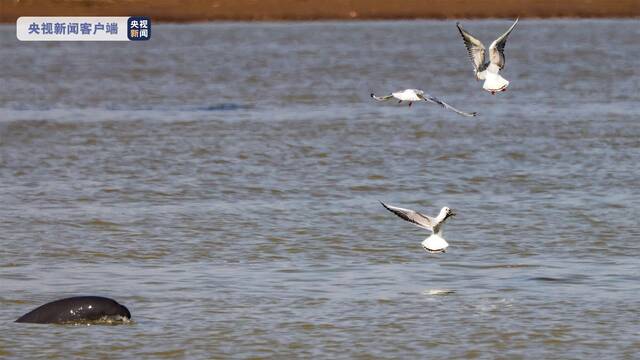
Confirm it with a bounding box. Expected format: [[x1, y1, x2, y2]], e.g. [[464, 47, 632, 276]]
[[371, 89, 477, 117], [456, 18, 519, 95], [380, 201, 456, 253]]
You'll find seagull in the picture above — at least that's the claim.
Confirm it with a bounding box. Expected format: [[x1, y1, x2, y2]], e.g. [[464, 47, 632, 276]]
[[380, 201, 456, 253], [456, 18, 519, 95], [370, 89, 477, 117]]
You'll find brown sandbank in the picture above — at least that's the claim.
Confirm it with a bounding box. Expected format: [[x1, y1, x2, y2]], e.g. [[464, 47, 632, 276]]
[[1, 0, 639, 23]]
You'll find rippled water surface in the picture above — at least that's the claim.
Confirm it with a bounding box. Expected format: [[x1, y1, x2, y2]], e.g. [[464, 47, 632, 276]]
[[1, 20, 639, 358]]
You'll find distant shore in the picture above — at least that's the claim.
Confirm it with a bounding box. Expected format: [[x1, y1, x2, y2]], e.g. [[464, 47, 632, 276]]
[[2, 0, 639, 23]]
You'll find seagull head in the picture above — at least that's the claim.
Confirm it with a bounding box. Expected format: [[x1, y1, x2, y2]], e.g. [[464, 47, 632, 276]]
[[441, 207, 456, 220]]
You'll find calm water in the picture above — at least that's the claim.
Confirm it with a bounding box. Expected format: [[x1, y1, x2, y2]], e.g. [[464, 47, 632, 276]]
[[1, 19, 639, 358]]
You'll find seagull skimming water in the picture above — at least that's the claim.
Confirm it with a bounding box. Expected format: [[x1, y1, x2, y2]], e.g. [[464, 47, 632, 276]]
[[371, 89, 477, 117], [456, 18, 519, 95], [380, 202, 456, 253]]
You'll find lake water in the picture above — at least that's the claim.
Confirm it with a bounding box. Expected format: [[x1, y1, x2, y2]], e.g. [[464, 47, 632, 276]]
[[1, 19, 639, 358]]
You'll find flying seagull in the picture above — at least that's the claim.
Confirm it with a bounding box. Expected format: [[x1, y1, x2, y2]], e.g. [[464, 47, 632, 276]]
[[456, 18, 519, 94], [380, 201, 456, 253], [371, 89, 477, 117]]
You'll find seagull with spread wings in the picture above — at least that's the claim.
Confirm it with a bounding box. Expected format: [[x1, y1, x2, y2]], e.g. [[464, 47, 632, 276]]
[[456, 18, 519, 95], [380, 201, 456, 253], [371, 89, 477, 117]]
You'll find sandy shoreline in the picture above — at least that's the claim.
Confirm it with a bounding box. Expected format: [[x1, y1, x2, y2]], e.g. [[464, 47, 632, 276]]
[[2, 0, 639, 23]]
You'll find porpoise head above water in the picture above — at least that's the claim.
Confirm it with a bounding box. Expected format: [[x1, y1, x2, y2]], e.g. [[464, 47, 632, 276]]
[[15, 296, 131, 324]]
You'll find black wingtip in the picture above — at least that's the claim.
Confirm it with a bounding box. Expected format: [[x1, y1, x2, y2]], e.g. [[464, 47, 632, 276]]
[[370, 93, 375, 98], [471, 112, 478, 117]]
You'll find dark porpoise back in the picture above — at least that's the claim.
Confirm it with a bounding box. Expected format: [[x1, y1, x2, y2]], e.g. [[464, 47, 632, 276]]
[[16, 296, 131, 324]]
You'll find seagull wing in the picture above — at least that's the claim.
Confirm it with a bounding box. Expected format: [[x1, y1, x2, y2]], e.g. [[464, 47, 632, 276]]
[[489, 18, 519, 69], [418, 93, 478, 117], [456, 23, 486, 72], [371, 93, 394, 101], [380, 202, 434, 231]]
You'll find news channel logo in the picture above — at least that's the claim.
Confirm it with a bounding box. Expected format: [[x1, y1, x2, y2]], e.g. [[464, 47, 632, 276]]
[[17, 16, 151, 41], [127, 17, 151, 41]]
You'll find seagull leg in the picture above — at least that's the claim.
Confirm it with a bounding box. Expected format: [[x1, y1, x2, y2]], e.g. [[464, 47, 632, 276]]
[[398, 100, 402, 104], [409, 102, 412, 107]]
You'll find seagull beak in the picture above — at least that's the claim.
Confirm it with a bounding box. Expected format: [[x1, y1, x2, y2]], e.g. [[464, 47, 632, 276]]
[[449, 210, 457, 217]]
